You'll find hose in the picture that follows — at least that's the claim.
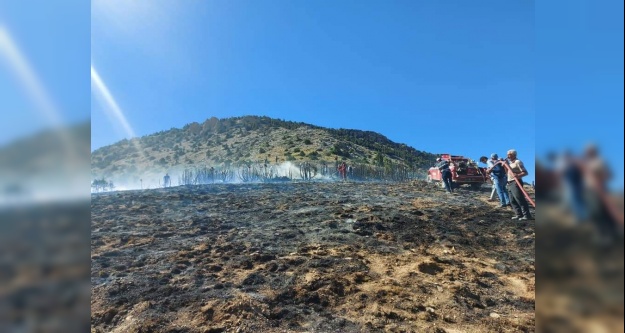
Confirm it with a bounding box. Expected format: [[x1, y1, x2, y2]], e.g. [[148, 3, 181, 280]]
[[502, 161, 536, 208]]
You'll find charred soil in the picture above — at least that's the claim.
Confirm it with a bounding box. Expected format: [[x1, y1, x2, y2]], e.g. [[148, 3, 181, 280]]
[[91, 181, 535, 332]]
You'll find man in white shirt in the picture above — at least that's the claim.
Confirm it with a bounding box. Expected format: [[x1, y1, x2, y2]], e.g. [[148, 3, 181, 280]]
[[505, 149, 532, 220]]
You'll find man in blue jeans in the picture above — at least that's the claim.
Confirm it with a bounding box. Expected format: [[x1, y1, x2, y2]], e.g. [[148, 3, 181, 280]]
[[436, 158, 453, 193], [485, 154, 510, 208]]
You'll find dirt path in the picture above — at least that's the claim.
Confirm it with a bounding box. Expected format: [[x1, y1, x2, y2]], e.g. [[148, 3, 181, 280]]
[[91, 181, 535, 332]]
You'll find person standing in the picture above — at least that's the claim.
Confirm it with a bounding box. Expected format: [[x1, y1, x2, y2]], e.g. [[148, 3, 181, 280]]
[[338, 162, 347, 181], [163, 173, 171, 188], [505, 149, 532, 220], [486, 154, 511, 208], [581, 144, 620, 243], [480, 156, 498, 201], [436, 157, 453, 193], [555, 150, 586, 223]]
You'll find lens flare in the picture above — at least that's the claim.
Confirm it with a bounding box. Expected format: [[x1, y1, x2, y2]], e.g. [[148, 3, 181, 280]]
[[91, 64, 145, 160], [0, 25, 63, 129], [0, 25, 84, 205]]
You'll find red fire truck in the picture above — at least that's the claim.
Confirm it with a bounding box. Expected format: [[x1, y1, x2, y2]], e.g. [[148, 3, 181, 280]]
[[427, 154, 489, 190]]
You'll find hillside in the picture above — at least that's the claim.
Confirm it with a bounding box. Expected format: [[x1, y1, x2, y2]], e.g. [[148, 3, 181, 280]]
[[91, 116, 437, 189], [0, 121, 90, 203], [91, 181, 535, 332]]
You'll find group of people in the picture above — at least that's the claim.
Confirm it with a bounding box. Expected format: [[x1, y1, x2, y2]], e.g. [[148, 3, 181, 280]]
[[548, 144, 621, 243], [479, 149, 533, 221], [435, 149, 533, 221]]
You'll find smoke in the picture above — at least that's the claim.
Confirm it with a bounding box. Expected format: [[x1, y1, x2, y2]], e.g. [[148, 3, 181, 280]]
[[91, 161, 352, 192]]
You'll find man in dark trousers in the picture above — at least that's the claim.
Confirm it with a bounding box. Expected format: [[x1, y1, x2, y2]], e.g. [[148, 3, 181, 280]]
[[505, 149, 533, 220], [436, 158, 453, 193]]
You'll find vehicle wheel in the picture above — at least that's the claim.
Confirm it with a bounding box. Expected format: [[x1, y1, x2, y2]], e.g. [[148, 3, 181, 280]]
[[440, 181, 447, 189], [426, 175, 432, 183]]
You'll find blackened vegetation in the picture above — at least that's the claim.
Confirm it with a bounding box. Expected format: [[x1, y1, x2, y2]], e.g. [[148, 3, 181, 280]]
[[177, 160, 419, 186], [1, 203, 91, 333], [91, 181, 535, 332], [91, 178, 115, 192]]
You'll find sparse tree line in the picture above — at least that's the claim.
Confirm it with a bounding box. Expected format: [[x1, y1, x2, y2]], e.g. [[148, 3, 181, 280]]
[[174, 159, 423, 186], [316, 161, 420, 182], [176, 162, 290, 186], [178, 166, 235, 185], [91, 178, 115, 192]]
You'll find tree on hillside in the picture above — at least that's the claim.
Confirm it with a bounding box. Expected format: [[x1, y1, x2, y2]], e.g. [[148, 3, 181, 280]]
[[91, 179, 115, 193]]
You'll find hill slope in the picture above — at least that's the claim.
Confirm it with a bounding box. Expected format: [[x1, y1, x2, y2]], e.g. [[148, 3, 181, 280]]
[[1, 121, 90, 202], [90, 181, 536, 332], [91, 116, 437, 189]]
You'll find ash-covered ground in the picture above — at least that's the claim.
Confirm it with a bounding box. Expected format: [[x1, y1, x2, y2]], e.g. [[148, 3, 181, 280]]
[[91, 181, 535, 333]]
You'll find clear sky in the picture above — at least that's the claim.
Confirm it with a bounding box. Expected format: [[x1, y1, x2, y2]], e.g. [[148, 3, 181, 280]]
[[0, 0, 90, 142], [536, 0, 623, 189]]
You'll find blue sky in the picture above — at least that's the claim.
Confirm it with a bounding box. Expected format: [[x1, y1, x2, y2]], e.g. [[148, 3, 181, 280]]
[[90, 0, 536, 181], [536, 0, 623, 189], [0, 0, 90, 142]]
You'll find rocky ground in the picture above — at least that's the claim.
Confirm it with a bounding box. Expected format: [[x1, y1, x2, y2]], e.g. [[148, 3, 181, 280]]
[[1, 203, 91, 333], [91, 181, 536, 333], [535, 197, 623, 333]]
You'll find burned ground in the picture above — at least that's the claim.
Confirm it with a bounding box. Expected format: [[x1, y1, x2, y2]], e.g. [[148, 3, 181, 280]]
[[91, 181, 535, 332]]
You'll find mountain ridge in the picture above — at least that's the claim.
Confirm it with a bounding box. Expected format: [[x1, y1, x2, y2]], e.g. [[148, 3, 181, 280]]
[[91, 115, 437, 188]]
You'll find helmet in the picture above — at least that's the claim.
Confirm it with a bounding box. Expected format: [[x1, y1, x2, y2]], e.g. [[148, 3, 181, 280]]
[[436, 158, 441, 162], [491, 153, 498, 159]]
